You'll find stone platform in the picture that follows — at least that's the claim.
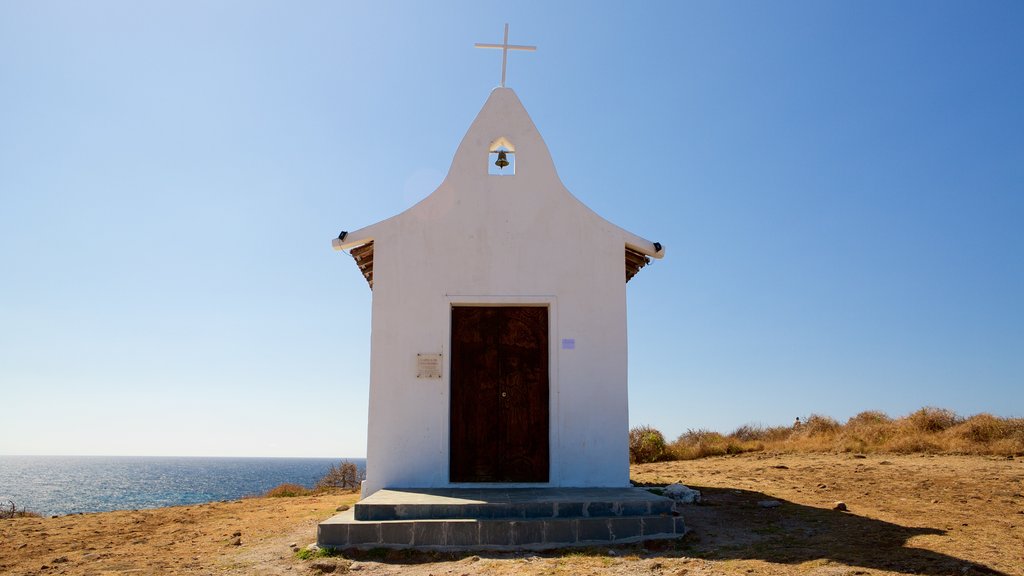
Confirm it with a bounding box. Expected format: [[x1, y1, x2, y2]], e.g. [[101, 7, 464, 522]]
[[317, 488, 685, 551]]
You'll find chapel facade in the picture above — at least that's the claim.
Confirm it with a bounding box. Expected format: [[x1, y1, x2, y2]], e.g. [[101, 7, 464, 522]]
[[333, 87, 664, 497]]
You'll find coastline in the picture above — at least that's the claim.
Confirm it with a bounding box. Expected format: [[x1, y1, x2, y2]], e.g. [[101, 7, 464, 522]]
[[0, 455, 366, 517]]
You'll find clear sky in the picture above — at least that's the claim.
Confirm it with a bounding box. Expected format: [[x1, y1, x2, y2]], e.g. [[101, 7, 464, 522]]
[[1, 1, 1021, 458]]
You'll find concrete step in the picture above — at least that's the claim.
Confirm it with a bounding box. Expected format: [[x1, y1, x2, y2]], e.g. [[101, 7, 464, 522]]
[[353, 487, 675, 521], [318, 509, 686, 551], [319, 488, 685, 550]]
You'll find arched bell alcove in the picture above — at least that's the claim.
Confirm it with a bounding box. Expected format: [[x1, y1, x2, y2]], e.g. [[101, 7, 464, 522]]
[[488, 136, 515, 175]]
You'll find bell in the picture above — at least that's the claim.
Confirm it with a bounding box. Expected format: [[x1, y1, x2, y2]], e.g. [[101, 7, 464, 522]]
[[494, 150, 510, 169]]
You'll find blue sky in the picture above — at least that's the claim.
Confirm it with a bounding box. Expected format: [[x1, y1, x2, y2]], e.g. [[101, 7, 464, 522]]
[[1, 1, 1021, 458]]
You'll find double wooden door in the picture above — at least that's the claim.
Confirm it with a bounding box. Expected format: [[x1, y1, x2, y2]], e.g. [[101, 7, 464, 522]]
[[450, 306, 549, 482]]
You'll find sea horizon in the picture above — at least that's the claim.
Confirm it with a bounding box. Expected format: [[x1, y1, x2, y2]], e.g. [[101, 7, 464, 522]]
[[0, 455, 367, 517]]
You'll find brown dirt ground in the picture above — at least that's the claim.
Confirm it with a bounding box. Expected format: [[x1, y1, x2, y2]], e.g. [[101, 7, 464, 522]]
[[1, 453, 1021, 575]]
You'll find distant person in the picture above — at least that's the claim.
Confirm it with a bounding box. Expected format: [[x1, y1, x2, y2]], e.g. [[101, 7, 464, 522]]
[[793, 417, 802, 429]]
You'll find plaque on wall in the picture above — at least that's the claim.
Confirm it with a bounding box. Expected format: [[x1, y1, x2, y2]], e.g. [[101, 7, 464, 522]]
[[416, 353, 443, 379]]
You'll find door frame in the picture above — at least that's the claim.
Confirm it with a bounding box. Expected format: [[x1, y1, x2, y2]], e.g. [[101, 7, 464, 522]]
[[444, 295, 558, 487]]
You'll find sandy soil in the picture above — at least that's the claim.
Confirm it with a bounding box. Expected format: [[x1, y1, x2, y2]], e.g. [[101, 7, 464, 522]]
[[1, 453, 1021, 575]]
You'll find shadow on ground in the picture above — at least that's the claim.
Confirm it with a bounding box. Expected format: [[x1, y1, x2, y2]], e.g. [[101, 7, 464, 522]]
[[647, 486, 1007, 576], [337, 486, 1007, 575]]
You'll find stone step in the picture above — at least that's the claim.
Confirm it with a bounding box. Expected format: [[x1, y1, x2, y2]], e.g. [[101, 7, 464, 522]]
[[318, 509, 686, 550], [353, 487, 675, 521]]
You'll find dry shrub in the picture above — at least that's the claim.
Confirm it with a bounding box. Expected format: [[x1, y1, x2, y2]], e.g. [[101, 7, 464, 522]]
[[767, 414, 839, 453], [989, 429, 1024, 456], [785, 414, 842, 451], [841, 410, 898, 452], [316, 460, 364, 491], [670, 428, 761, 460], [724, 441, 751, 455], [731, 424, 769, 442], [264, 483, 310, 498], [1, 500, 40, 519], [946, 415, 1024, 456], [656, 407, 1022, 461], [802, 414, 841, 436], [670, 429, 727, 460], [629, 425, 668, 464], [952, 413, 1008, 443], [906, 407, 960, 433], [885, 433, 944, 454], [847, 410, 892, 427], [1006, 418, 1024, 449], [760, 425, 796, 442]]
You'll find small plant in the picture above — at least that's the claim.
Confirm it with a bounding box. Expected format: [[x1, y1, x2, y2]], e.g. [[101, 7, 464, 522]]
[[629, 425, 668, 463], [294, 546, 334, 560]]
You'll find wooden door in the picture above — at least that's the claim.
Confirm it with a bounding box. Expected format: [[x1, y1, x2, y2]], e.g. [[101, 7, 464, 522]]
[[450, 306, 549, 482]]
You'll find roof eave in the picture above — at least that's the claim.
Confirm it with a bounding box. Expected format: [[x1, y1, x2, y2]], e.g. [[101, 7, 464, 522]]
[[621, 229, 665, 259]]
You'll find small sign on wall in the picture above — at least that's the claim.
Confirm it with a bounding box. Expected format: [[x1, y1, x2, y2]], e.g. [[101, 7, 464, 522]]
[[416, 353, 443, 379], [561, 338, 575, 350]]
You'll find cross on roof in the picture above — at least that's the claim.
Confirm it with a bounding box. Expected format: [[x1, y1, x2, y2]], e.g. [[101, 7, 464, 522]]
[[474, 23, 536, 88]]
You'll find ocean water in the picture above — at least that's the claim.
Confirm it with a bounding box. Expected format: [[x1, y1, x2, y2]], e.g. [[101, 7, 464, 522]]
[[0, 456, 366, 517]]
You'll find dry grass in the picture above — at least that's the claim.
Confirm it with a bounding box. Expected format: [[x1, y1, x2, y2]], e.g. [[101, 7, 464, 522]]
[[262, 483, 312, 497], [667, 407, 1024, 460]]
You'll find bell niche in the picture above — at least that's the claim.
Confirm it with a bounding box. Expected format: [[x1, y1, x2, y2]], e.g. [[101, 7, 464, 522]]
[[488, 136, 515, 175]]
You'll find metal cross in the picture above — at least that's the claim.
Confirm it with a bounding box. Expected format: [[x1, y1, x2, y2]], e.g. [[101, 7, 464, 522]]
[[474, 23, 536, 88]]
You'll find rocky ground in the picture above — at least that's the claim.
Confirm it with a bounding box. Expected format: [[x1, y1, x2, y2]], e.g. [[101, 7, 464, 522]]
[[1, 453, 1021, 575]]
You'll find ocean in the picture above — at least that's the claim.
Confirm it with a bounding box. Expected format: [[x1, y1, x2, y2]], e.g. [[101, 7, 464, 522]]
[[0, 455, 366, 517]]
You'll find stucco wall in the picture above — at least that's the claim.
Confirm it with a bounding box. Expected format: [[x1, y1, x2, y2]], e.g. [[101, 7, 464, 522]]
[[354, 89, 641, 496]]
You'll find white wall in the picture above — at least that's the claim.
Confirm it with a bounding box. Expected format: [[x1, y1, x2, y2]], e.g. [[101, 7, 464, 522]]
[[349, 89, 649, 496]]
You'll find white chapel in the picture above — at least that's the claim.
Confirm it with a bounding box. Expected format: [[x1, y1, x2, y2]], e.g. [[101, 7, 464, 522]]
[[333, 36, 664, 498]]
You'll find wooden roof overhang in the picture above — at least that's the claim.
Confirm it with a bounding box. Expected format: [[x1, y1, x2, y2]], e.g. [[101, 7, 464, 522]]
[[341, 240, 653, 290], [625, 246, 651, 283], [349, 241, 374, 289]]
